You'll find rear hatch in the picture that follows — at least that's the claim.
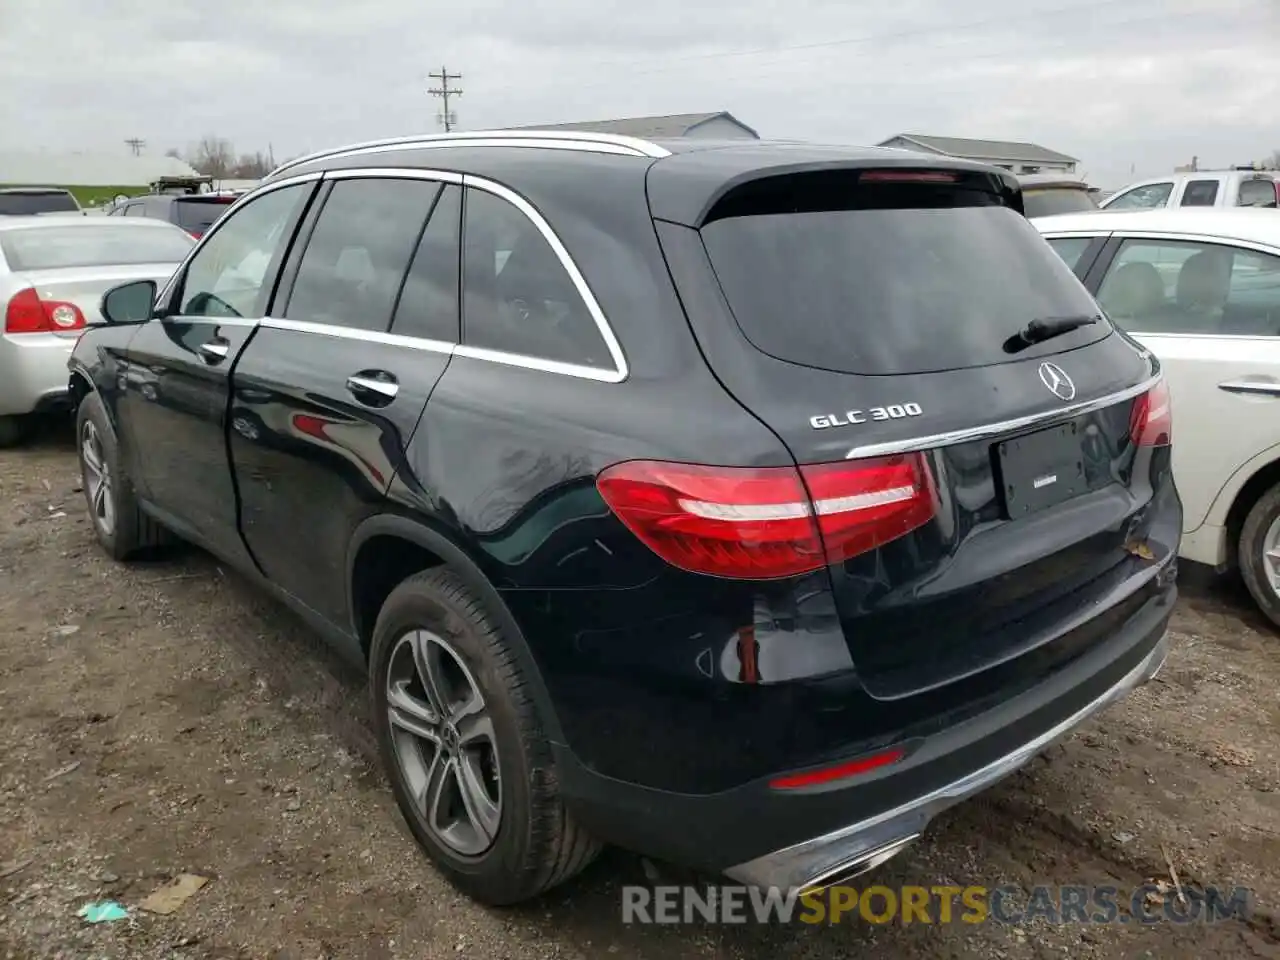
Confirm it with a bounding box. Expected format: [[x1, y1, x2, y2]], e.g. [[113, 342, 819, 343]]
[[1021, 184, 1099, 218], [172, 195, 237, 238], [653, 163, 1171, 702]]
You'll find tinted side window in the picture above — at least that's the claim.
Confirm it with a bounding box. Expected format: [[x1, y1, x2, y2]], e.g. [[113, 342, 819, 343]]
[[1045, 236, 1095, 275], [1105, 183, 1173, 209], [1180, 179, 1219, 207], [1239, 178, 1279, 208], [1097, 238, 1280, 336], [390, 185, 460, 343], [462, 187, 611, 369], [178, 183, 308, 319], [285, 178, 439, 332]]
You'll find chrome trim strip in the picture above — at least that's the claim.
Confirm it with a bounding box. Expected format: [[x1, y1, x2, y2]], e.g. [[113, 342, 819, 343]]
[[267, 130, 670, 179], [260, 317, 454, 355], [157, 316, 259, 329], [1039, 229, 1280, 259], [726, 632, 1169, 890], [210, 170, 629, 383], [844, 373, 1160, 460], [463, 173, 629, 382], [325, 167, 464, 185]]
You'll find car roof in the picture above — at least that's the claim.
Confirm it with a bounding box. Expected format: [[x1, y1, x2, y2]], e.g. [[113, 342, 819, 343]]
[[1033, 207, 1280, 246], [0, 214, 185, 233], [266, 130, 1021, 228]]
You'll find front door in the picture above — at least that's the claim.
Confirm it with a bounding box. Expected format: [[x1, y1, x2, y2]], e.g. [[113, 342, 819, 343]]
[[229, 174, 461, 629], [1085, 232, 1280, 533], [116, 180, 317, 564]]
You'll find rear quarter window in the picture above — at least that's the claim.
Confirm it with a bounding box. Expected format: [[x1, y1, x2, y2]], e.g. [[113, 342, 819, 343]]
[[699, 173, 1110, 376], [0, 190, 80, 215]]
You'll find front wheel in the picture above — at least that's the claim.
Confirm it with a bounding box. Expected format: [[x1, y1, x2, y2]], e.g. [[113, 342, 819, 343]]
[[75, 392, 168, 561], [1238, 482, 1280, 628], [369, 568, 600, 905]]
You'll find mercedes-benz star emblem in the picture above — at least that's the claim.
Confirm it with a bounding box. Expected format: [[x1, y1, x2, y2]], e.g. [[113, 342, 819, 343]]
[[1038, 361, 1076, 401]]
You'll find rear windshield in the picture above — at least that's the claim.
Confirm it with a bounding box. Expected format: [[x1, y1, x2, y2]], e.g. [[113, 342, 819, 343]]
[[0, 190, 79, 215], [174, 196, 236, 232], [700, 175, 1110, 376], [0, 225, 193, 270], [1022, 187, 1098, 218]]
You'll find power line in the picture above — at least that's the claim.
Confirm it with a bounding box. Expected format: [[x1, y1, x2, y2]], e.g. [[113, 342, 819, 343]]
[[124, 138, 145, 156], [428, 66, 463, 132]]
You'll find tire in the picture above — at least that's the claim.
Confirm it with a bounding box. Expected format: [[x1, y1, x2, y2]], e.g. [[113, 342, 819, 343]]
[[75, 392, 168, 561], [1238, 482, 1280, 629], [0, 415, 26, 449], [369, 568, 601, 905]]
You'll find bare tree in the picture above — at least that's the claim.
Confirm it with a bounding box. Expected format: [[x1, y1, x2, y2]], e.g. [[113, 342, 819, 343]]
[[164, 147, 182, 160], [186, 136, 236, 178], [230, 151, 272, 179], [1268, 149, 1280, 170]]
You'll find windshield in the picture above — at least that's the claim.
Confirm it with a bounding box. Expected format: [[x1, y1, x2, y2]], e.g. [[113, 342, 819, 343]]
[[0, 225, 194, 270], [174, 196, 237, 233], [1022, 187, 1098, 218], [701, 185, 1109, 376], [0, 191, 80, 215]]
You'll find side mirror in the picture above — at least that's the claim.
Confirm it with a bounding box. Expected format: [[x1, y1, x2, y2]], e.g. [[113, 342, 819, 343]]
[[100, 279, 157, 325]]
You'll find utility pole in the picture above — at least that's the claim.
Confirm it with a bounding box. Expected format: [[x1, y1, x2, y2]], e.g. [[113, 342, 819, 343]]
[[124, 138, 146, 156], [428, 66, 463, 132]]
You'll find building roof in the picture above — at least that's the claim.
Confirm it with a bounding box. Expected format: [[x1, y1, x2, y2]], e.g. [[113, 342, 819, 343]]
[[880, 134, 1079, 165], [506, 111, 759, 139], [0, 151, 202, 187], [1031, 207, 1280, 248]]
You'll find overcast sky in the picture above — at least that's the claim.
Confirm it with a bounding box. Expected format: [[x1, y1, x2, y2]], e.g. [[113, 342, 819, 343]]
[[2, 0, 1275, 187]]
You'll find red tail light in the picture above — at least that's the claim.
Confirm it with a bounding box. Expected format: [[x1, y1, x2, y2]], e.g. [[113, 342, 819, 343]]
[[595, 454, 935, 580], [4, 288, 85, 334], [188, 231, 203, 239], [1129, 379, 1172, 447]]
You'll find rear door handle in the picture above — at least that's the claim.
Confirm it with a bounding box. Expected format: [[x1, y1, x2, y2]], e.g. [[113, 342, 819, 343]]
[[198, 339, 230, 364], [1218, 378, 1280, 397], [346, 371, 399, 405]]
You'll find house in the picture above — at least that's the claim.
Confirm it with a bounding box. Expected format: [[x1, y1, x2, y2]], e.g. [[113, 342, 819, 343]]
[[508, 111, 759, 140], [0, 151, 202, 187], [875, 134, 1079, 175]]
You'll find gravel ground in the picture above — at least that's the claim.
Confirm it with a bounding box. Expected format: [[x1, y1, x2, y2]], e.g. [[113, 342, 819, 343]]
[[3, 420, 1279, 959]]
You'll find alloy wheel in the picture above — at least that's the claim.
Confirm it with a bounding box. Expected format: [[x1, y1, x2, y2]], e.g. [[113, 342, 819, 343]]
[[386, 628, 502, 857], [1262, 516, 1280, 601], [80, 420, 115, 537]]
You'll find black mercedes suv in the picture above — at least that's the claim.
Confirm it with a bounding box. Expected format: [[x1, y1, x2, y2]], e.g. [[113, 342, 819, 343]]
[[67, 130, 1179, 905]]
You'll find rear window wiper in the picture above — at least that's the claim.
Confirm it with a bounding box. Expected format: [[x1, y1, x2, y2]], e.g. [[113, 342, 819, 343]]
[[1004, 313, 1100, 353]]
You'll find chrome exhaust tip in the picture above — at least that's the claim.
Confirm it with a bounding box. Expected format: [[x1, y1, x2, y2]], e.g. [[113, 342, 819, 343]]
[[799, 834, 919, 893]]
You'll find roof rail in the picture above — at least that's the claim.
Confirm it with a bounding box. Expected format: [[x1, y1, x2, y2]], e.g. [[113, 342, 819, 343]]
[[266, 130, 671, 180]]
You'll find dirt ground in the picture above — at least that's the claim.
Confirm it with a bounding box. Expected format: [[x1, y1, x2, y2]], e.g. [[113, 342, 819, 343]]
[[3, 419, 1280, 960]]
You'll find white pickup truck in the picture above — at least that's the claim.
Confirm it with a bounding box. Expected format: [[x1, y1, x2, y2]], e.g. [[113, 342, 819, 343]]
[[1100, 170, 1279, 211]]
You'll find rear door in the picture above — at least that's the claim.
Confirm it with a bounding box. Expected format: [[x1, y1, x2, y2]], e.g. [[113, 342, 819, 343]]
[[1083, 232, 1280, 533], [229, 172, 460, 629], [656, 166, 1165, 701], [116, 180, 316, 564]]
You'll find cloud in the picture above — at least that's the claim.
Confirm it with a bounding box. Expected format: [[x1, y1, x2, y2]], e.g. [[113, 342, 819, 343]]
[[1, 0, 1275, 186]]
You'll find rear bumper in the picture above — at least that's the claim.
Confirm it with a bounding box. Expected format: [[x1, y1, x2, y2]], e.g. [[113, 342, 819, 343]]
[[726, 629, 1168, 889], [556, 573, 1175, 888], [0, 332, 75, 417]]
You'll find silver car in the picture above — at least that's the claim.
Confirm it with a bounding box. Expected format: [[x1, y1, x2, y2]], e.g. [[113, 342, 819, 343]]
[[0, 217, 193, 446]]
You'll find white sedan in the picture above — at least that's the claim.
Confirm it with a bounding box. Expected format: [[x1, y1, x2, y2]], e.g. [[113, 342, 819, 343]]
[[1035, 207, 1280, 624]]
